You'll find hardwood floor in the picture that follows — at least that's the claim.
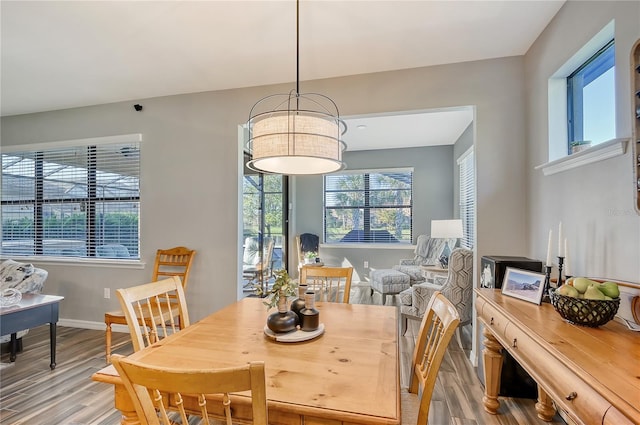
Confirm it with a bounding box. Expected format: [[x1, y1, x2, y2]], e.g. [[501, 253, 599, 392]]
[[0, 300, 564, 424]]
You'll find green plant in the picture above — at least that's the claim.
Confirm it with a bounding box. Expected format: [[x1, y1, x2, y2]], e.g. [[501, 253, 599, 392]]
[[305, 251, 317, 260], [257, 269, 297, 310]]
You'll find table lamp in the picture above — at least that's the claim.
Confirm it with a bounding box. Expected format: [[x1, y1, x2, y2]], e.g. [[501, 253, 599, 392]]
[[430, 219, 463, 268]]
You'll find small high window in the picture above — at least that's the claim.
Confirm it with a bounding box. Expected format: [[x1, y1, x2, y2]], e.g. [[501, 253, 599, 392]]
[[567, 39, 615, 153]]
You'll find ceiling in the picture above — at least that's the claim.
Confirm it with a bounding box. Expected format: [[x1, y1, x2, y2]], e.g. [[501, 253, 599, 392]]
[[1, 0, 564, 149]]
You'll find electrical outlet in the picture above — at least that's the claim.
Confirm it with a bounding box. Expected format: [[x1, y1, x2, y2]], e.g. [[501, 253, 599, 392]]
[[104, 288, 110, 299], [364, 260, 369, 268]]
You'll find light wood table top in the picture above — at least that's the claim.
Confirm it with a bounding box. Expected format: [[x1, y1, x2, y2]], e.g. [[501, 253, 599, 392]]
[[94, 297, 400, 425]]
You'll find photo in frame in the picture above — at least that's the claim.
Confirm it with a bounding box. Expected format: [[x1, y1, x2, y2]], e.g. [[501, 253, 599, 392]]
[[501, 267, 546, 305]]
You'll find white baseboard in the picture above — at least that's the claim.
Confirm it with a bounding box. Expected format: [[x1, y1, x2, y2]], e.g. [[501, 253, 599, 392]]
[[58, 318, 128, 333]]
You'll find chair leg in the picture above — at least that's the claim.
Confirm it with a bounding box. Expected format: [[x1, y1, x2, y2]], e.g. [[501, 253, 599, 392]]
[[105, 320, 112, 363], [455, 326, 463, 349], [400, 314, 408, 336]]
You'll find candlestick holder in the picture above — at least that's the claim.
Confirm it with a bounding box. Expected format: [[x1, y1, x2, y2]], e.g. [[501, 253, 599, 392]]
[[542, 265, 553, 303], [557, 256, 564, 286]]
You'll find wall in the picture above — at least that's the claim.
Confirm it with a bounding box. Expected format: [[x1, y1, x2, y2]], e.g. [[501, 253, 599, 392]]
[[292, 145, 455, 281], [524, 1, 640, 320], [1, 56, 528, 335]]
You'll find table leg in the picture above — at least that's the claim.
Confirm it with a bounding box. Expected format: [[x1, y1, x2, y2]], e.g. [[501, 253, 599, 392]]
[[9, 333, 17, 362], [115, 383, 141, 425], [481, 325, 503, 415], [49, 322, 57, 370], [535, 386, 556, 421]]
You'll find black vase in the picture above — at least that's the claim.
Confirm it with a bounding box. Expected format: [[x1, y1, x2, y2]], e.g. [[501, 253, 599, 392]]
[[299, 291, 320, 332], [267, 310, 298, 333], [290, 284, 308, 323]]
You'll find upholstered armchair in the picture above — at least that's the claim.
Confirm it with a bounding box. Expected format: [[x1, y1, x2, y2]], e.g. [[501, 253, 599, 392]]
[[392, 235, 458, 285], [1, 259, 48, 344], [399, 248, 473, 343]]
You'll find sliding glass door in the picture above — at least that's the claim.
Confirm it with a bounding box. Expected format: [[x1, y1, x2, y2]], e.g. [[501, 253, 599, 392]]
[[242, 153, 288, 294]]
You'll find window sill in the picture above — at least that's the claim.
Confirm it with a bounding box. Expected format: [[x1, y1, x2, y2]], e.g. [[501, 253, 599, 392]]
[[535, 138, 629, 176], [0, 256, 145, 269], [320, 243, 414, 250]]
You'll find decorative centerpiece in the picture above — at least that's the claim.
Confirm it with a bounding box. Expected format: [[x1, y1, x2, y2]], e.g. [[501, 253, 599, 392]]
[[259, 269, 298, 334], [549, 277, 620, 327], [0, 288, 22, 307]]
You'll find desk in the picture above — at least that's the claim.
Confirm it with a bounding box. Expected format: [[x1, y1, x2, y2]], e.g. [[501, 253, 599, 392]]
[[475, 289, 640, 425], [93, 298, 400, 425], [0, 294, 64, 369]]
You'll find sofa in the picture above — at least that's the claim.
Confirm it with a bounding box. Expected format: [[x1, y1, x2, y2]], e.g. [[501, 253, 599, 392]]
[[1, 259, 48, 343]]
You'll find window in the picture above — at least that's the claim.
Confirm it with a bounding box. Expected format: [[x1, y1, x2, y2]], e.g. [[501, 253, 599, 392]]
[[324, 169, 412, 243], [1, 136, 140, 259], [458, 148, 474, 250], [567, 39, 615, 152]]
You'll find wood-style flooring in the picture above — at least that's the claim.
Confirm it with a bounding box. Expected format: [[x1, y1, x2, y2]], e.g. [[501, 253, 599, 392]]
[[0, 292, 565, 425]]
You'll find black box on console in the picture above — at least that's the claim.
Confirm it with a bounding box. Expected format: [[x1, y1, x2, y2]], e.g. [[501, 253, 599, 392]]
[[480, 255, 542, 289]]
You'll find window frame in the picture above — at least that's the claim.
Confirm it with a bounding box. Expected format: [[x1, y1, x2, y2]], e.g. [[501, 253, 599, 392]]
[[1, 134, 142, 263], [566, 39, 615, 153], [457, 147, 474, 250], [323, 168, 413, 245]]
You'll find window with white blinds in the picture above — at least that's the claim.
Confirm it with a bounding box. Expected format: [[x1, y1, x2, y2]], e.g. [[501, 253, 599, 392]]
[[457, 147, 475, 249], [324, 168, 413, 244], [1, 135, 141, 259]]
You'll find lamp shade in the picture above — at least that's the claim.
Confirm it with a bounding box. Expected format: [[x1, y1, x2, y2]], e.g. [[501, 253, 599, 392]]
[[430, 219, 463, 239]]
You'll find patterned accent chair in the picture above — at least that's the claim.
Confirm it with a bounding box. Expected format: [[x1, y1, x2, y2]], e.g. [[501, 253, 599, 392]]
[[392, 235, 458, 285], [399, 248, 473, 345], [0, 259, 48, 344]]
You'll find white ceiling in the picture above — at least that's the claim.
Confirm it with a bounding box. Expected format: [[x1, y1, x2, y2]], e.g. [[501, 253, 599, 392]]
[[1, 0, 564, 149]]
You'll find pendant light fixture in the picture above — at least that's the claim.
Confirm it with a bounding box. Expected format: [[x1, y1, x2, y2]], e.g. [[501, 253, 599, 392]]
[[246, 0, 347, 175]]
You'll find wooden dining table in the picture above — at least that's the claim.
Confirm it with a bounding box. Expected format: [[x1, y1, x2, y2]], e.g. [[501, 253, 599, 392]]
[[92, 297, 400, 425]]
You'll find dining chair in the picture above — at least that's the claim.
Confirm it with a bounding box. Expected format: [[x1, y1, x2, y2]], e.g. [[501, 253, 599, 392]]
[[401, 291, 460, 425], [115, 276, 190, 353], [104, 246, 196, 362], [111, 355, 268, 425], [299, 266, 353, 303]]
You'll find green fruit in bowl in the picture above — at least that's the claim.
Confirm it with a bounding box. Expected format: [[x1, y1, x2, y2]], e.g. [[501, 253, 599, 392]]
[[572, 277, 593, 294], [584, 284, 606, 300], [598, 281, 620, 298], [558, 285, 579, 298]]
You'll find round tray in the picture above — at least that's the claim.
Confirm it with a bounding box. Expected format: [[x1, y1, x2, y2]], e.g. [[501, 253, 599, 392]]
[[263, 323, 325, 342]]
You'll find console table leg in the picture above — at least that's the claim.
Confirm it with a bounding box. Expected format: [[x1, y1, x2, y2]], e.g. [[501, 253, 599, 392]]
[[535, 387, 556, 421], [482, 325, 503, 415]]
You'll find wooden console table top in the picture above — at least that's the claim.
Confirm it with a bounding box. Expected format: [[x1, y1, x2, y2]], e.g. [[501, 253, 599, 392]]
[[475, 288, 640, 425]]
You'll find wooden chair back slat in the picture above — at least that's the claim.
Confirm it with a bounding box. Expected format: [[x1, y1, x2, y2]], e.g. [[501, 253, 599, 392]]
[[407, 291, 460, 424], [116, 276, 190, 353], [300, 266, 353, 303], [111, 356, 268, 425]]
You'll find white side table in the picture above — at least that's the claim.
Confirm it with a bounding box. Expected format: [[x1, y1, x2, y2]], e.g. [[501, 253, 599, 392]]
[[420, 265, 448, 285]]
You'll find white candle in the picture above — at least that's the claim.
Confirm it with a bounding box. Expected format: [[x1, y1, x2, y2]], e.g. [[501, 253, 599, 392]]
[[546, 229, 553, 266], [564, 238, 570, 276], [558, 222, 563, 257]]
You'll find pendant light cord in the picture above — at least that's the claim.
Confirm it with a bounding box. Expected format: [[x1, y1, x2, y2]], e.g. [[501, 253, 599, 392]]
[[296, 0, 300, 103]]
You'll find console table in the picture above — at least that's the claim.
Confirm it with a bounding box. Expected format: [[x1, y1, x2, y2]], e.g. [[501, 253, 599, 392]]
[[0, 293, 64, 369], [475, 288, 639, 425]]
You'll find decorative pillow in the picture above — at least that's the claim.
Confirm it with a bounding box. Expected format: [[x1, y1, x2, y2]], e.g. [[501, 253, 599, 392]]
[[0, 259, 48, 294]]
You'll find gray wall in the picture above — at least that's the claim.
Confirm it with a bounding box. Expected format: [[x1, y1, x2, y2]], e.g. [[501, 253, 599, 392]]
[[1, 54, 528, 338], [291, 145, 455, 281], [524, 1, 640, 293]]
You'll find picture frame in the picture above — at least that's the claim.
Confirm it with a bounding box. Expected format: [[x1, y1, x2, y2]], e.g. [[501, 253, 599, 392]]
[[501, 267, 546, 305]]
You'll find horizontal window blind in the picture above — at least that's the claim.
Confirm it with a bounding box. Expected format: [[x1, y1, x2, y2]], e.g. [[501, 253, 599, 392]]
[[2, 140, 140, 259], [324, 169, 412, 243], [457, 147, 474, 250]]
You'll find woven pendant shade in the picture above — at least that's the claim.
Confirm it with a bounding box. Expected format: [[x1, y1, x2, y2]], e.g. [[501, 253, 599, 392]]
[[246, 0, 346, 175], [248, 94, 346, 175]]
